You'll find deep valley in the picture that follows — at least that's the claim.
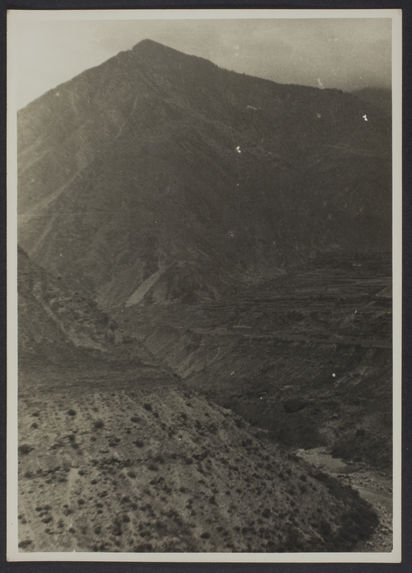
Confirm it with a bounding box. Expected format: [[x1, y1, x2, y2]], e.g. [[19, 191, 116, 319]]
[[17, 250, 392, 552]]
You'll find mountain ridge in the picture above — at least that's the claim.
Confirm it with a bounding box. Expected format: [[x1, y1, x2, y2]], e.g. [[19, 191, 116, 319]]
[[19, 38, 351, 113]]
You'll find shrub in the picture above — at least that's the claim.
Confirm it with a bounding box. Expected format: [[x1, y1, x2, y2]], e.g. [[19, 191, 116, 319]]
[[94, 420, 104, 429], [319, 520, 332, 537], [67, 409, 77, 417], [208, 423, 218, 434], [42, 516, 52, 524], [112, 519, 122, 537], [200, 532, 210, 539], [143, 403, 152, 412], [18, 444, 33, 456]]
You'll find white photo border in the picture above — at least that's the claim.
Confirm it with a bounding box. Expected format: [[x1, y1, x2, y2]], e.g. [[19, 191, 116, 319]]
[[6, 7, 403, 563]]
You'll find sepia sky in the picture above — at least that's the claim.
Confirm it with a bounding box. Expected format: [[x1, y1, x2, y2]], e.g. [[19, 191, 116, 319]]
[[8, 12, 392, 109]]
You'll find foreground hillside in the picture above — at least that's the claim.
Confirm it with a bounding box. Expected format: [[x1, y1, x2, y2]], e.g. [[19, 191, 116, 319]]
[[18, 370, 377, 553]]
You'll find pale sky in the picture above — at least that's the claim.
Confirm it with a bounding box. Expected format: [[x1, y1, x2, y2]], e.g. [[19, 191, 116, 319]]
[[8, 12, 392, 109]]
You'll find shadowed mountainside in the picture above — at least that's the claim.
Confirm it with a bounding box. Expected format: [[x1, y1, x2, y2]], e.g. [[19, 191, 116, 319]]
[[18, 39, 391, 307], [18, 247, 145, 366], [352, 87, 391, 117], [116, 251, 392, 471]]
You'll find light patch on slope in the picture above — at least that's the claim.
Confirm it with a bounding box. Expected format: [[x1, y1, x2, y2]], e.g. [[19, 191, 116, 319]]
[[19, 171, 82, 225], [125, 266, 167, 307]]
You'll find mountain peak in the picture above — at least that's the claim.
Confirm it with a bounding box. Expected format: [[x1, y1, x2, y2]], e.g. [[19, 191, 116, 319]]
[[133, 38, 164, 48], [131, 38, 215, 69], [132, 38, 181, 56]]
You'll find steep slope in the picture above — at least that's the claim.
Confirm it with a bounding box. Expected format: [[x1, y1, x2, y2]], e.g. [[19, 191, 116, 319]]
[[18, 39, 392, 308], [352, 87, 391, 117], [18, 247, 143, 366], [18, 377, 377, 552]]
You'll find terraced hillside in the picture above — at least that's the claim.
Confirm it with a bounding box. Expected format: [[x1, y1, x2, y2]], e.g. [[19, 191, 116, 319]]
[[118, 252, 392, 470]]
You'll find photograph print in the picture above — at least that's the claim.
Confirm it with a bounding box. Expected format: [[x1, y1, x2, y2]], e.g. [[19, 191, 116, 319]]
[[7, 9, 402, 562]]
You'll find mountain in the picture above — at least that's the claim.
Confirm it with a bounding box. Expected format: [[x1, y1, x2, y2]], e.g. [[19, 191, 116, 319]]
[[18, 39, 392, 308], [352, 87, 392, 117]]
